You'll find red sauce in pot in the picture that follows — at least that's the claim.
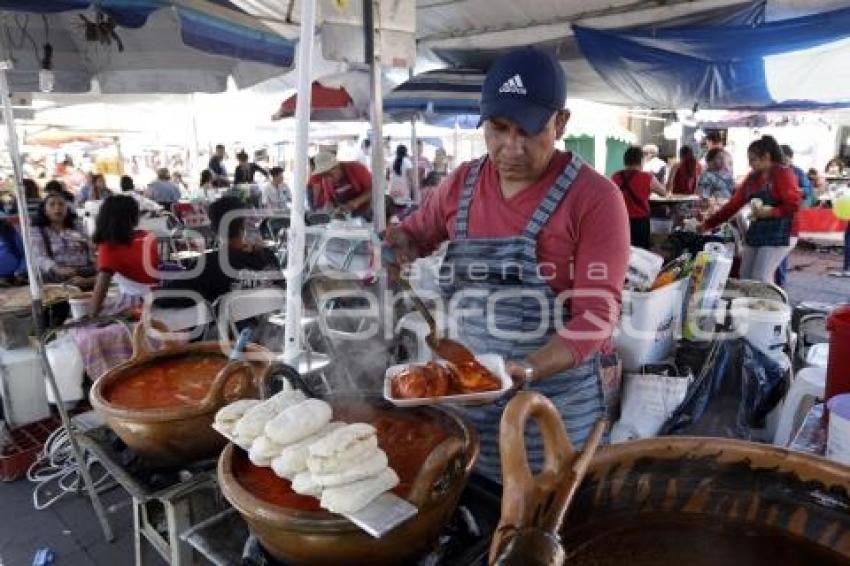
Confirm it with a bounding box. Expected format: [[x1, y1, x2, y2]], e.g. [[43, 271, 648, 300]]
[[233, 409, 452, 511], [105, 355, 232, 410]]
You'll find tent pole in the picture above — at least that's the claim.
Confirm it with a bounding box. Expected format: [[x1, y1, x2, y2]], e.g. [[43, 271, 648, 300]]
[[454, 116, 460, 165], [411, 116, 419, 203], [409, 69, 419, 204], [0, 64, 114, 542], [281, 0, 317, 364], [366, 0, 386, 231]]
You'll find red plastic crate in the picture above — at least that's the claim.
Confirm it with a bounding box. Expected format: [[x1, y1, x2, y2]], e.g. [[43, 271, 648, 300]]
[[0, 416, 63, 482]]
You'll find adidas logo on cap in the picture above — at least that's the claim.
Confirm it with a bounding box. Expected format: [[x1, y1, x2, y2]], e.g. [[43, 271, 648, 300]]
[[498, 74, 526, 95]]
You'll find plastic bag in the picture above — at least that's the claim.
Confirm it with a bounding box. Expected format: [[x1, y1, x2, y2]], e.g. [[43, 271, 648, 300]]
[[611, 364, 692, 443], [45, 332, 85, 404], [737, 340, 790, 436]]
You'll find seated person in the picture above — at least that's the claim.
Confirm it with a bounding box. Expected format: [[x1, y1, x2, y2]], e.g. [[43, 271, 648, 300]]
[[121, 175, 162, 214], [157, 196, 281, 307], [89, 195, 160, 318], [31, 193, 96, 289], [0, 219, 26, 284]]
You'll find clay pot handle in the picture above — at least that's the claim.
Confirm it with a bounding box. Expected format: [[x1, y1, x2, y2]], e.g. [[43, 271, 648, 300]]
[[130, 318, 177, 361], [406, 436, 465, 508], [201, 360, 255, 411], [489, 391, 574, 564]]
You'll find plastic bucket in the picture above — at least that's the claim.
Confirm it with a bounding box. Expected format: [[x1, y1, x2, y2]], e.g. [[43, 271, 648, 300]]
[[68, 293, 92, 320], [615, 279, 688, 371], [731, 298, 791, 358], [827, 394, 850, 465]]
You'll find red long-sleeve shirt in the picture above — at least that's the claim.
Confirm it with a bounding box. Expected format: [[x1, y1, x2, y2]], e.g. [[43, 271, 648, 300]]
[[704, 165, 801, 232], [399, 151, 630, 365]]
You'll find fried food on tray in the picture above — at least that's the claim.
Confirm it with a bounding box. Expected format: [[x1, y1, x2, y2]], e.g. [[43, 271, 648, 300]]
[[391, 359, 501, 399], [447, 360, 502, 394], [391, 362, 451, 398]]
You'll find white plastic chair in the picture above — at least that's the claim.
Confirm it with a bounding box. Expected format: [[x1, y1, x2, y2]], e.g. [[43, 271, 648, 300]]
[[773, 367, 826, 447], [214, 288, 286, 343]]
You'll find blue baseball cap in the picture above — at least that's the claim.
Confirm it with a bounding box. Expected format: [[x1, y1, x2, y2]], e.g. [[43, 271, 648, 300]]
[[479, 47, 567, 136]]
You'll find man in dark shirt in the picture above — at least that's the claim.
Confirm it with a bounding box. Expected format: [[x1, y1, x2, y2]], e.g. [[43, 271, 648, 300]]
[[208, 144, 229, 187], [158, 196, 281, 306]]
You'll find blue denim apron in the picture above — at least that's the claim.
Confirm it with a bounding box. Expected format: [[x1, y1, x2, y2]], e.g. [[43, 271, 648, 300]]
[[744, 172, 793, 248], [440, 156, 605, 483]]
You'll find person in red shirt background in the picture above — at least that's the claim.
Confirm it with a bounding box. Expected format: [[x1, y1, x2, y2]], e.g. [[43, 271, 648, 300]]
[[89, 195, 159, 317], [700, 135, 801, 284], [611, 146, 668, 250], [309, 151, 373, 220], [386, 47, 629, 482]]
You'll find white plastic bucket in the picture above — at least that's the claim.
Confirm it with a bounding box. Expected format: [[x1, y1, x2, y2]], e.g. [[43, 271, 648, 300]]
[[68, 293, 92, 320], [827, 394, 850, 466], [731, 297, 791, 358], [615, 278, 688, 371]]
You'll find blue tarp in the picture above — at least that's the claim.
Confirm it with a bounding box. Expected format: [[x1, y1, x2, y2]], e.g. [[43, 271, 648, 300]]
[[573, 7, 850, 110], [0, 1, 294, 69]]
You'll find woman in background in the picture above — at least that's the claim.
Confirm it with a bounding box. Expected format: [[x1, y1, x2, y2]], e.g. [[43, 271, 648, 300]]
[[667, 146, 702, 195], [700, 135, 800, 283], [31, 193, 95, 289], [89, 195, 160, 317], [388, 144, 414, 205]]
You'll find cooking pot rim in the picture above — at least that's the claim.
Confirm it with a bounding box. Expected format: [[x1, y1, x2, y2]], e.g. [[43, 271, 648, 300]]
[[90, 341, 271, 422], [589, 436, 850, 487]]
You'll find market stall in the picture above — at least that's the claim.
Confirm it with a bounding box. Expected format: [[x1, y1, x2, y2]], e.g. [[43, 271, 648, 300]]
[[1, 2, 850, 565]]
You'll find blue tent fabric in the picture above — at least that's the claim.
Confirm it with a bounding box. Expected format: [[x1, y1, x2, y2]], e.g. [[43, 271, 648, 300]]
[[573, 7, 850, 110], [0, 1, 294, 68]]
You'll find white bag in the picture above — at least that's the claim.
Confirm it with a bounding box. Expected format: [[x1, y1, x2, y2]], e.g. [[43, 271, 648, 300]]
[[611, 369, 692, 443]]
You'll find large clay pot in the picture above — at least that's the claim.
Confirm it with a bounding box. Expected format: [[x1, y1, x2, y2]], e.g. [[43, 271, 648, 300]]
[[218, 397, 479, 565], [561, 437, 850, 565], [90, 323, 271, 467]]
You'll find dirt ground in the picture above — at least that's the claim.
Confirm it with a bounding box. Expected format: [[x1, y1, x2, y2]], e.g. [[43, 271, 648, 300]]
[[785, 243, 850, 306]]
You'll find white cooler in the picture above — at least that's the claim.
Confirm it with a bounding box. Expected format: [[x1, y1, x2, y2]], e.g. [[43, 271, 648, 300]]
[[0, 347, 50, 428]]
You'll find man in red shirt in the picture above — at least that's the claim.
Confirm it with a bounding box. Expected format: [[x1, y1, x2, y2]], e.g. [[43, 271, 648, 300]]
[[611, 146, 668, 250], [387, 47, 629, 481], [309, 151, 373, 219]]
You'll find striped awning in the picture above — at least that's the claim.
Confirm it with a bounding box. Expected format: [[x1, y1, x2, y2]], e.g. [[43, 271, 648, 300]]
[[384, 67, 484, 123]]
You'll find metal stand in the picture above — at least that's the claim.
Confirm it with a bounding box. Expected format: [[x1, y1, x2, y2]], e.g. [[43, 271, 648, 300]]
[[0, 64, 114, 542], [132, 479, 219, 566], [77, 426, 221, 565]]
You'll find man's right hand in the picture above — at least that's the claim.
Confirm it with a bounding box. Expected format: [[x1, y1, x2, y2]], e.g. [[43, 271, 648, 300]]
[[384, 226, 419, 265]]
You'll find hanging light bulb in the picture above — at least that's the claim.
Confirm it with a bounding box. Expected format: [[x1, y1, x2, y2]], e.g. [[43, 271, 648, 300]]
[[39, 43, 54, 93]]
